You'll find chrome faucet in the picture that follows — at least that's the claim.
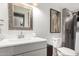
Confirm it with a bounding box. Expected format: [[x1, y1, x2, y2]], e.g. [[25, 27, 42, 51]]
[[18, 31, 24, 39]]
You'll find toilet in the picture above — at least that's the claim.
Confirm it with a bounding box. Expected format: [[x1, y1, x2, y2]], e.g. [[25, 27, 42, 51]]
[[52, 38, 77, 56], [57, 47, 77, 56]]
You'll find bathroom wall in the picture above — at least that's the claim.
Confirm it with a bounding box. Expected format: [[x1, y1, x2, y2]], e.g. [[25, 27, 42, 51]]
[[0, 3, 62, 45], [33, 3, 62, 45], [0, 3, 34, 39], [33, 3, 79, 45]]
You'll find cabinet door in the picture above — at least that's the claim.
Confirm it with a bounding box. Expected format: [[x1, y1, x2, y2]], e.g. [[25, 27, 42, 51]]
[[0, 47, 13, 56], [16, 48, 46, 56]]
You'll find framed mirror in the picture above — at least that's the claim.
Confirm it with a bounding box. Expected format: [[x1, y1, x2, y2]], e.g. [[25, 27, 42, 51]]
[[8, 3, 33, 30], [50, 8, 61, 33]]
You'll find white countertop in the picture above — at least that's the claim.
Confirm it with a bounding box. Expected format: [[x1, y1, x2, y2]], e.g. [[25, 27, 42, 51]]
[[0, 37, 47, 48]]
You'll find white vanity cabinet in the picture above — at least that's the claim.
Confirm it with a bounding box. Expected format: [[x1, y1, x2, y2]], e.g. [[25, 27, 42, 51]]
[[12, 41, 47, 56], [0, 38, 47, 56]]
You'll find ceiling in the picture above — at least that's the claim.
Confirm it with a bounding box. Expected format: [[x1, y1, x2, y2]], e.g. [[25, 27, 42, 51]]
[[28, 3, 79, 11]]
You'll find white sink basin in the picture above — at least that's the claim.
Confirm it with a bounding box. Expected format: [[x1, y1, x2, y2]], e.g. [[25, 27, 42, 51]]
[[8, 38, 29, 41], [8, 37, 46, 42], [0, 37, 46, 48]]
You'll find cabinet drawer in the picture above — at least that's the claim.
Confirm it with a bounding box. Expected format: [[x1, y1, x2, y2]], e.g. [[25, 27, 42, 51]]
[[17, 48, 46, 56], [13, 41, 47, 55]]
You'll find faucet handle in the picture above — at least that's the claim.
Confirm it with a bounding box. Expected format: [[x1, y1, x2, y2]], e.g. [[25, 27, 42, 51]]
[[18, 31, 24, 39]]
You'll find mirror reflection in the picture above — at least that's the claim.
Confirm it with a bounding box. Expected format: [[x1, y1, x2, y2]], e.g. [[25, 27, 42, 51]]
[[8, 3, 33, 30]]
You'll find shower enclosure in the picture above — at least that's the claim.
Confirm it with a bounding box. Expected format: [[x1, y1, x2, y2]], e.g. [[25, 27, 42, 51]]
[[62, 8, 77, 50]]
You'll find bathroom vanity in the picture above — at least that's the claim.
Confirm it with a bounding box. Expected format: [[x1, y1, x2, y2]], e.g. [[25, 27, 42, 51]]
[[0, 37, 47, 56]]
